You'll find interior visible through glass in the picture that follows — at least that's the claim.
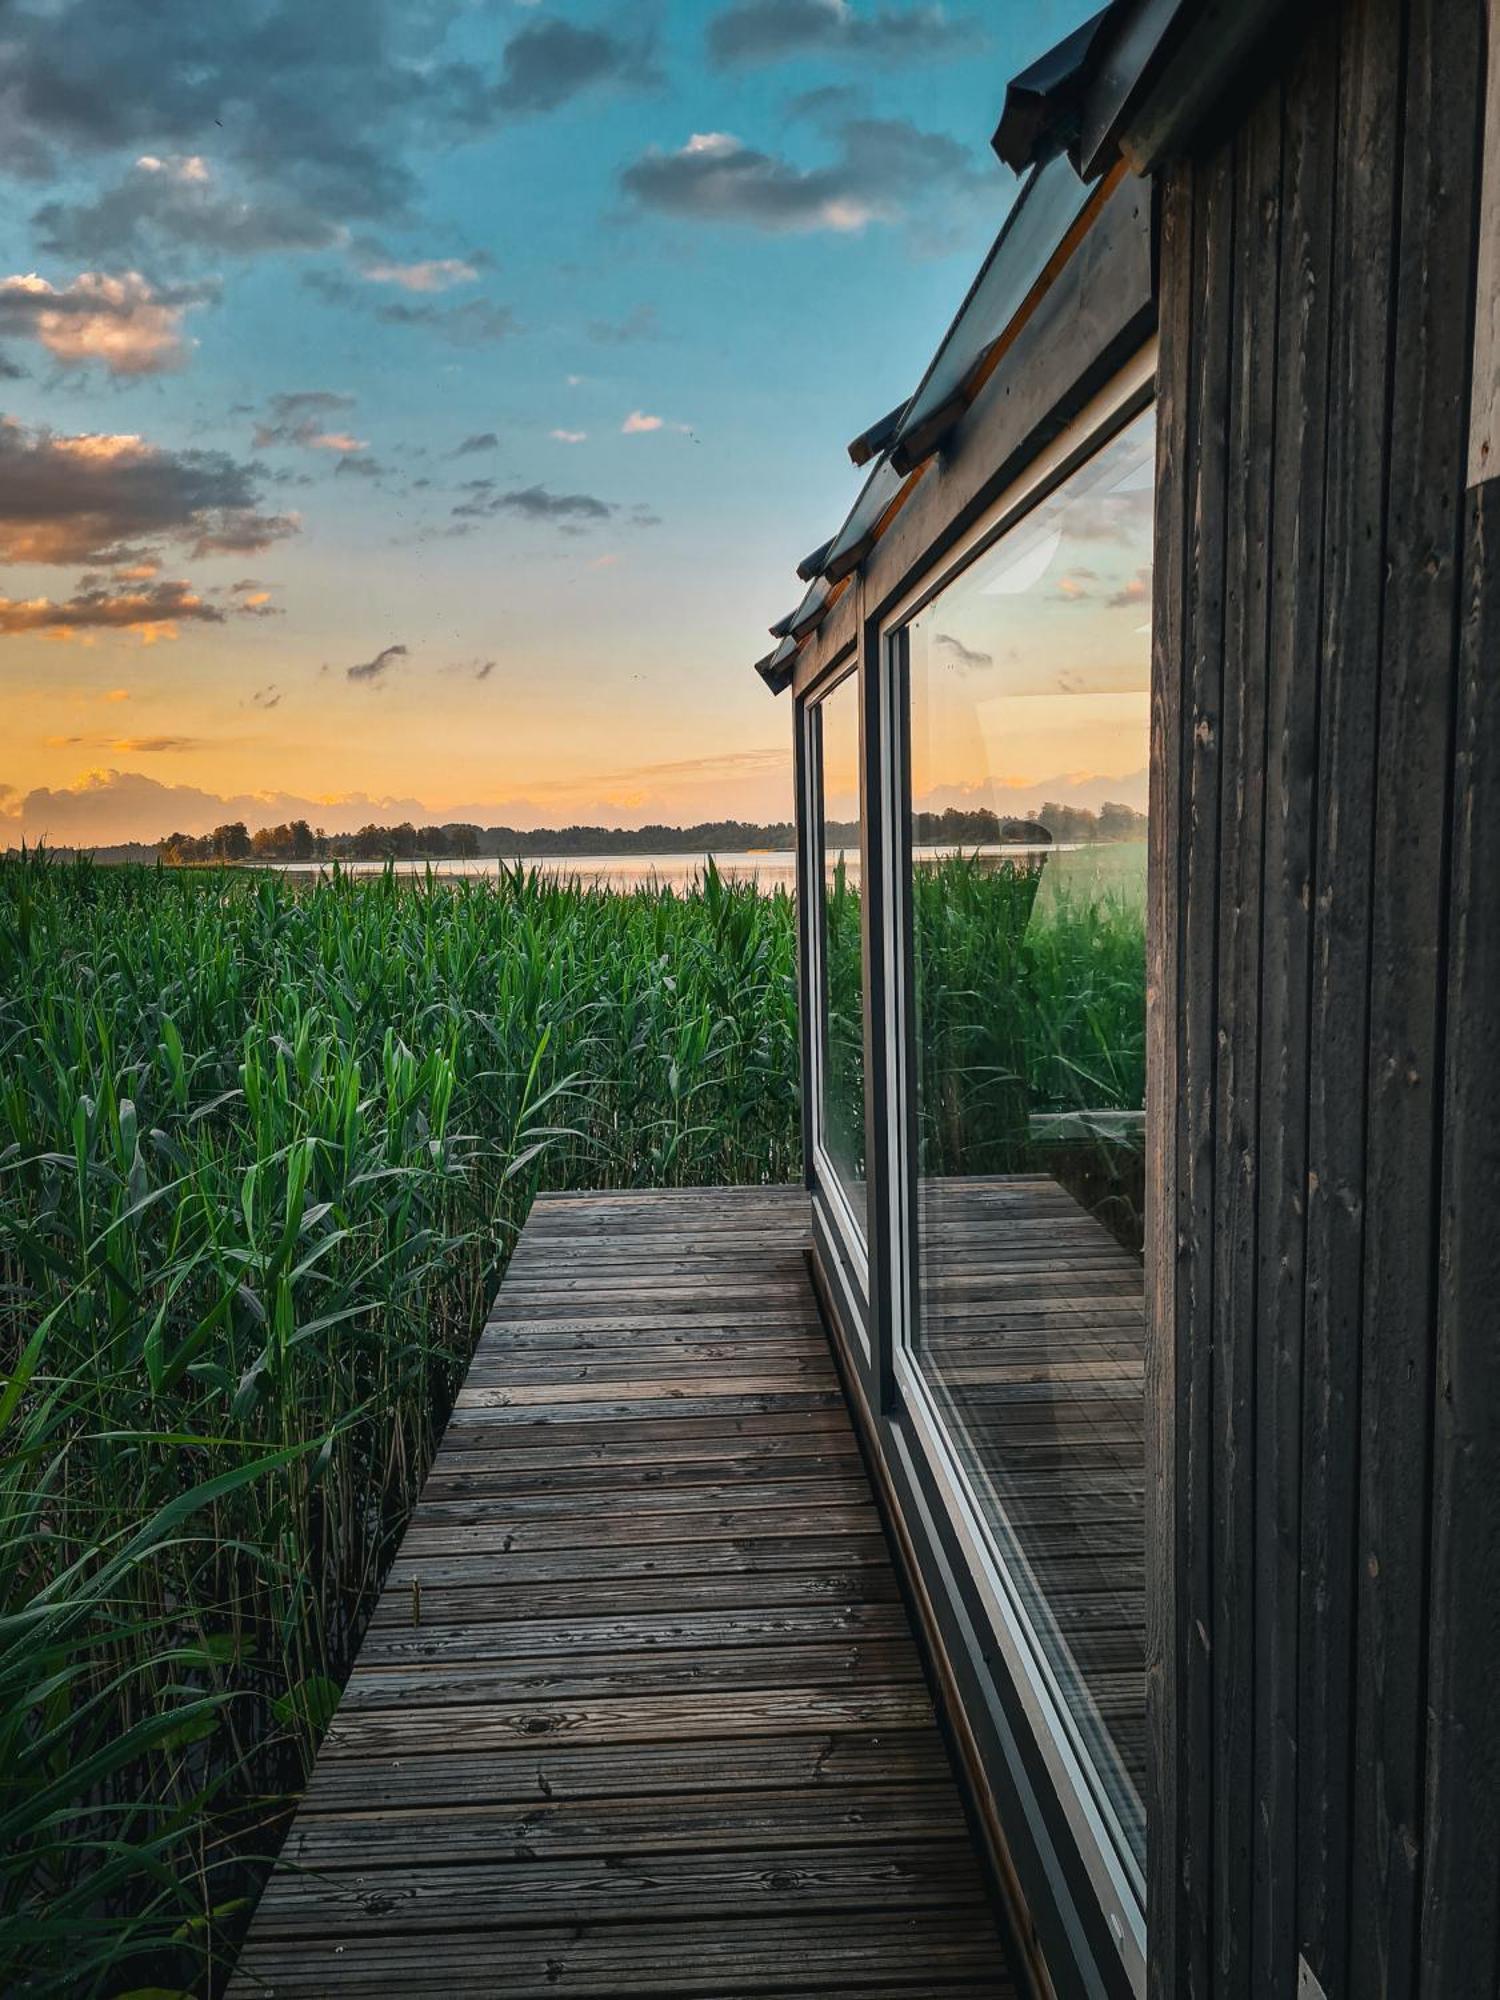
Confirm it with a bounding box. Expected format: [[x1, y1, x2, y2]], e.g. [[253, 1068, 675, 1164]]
[[815, 670, 866, 1237], [901, 406, 1153, 1879]]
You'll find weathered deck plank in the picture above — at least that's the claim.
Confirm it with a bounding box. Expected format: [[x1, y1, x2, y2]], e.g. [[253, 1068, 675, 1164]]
[[230, 1185, 1015, 1997]]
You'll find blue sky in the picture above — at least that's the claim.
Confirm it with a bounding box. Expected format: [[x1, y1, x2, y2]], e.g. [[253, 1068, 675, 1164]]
[[0, 0, 1084, 845]]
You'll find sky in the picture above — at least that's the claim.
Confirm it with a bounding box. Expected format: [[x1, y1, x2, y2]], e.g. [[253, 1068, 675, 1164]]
[[0, 0, 1092, 849]]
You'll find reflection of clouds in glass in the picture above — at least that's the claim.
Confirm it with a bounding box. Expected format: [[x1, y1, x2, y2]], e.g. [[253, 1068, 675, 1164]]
[[1105, 448, 1155, 492], [979, 522, 1061, 595], [1107, 564, 1151, 608], [1061, 485, 1154, 543], [935, 630, 992, 670], [908, 406, 1155, 807]]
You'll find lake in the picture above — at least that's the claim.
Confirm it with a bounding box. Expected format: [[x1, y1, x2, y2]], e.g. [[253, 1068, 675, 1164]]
[[265, 841, 1145, 900]]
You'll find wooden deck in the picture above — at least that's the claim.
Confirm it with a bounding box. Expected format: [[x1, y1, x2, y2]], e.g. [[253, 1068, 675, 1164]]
[[230, 1185, 1016, 1998]]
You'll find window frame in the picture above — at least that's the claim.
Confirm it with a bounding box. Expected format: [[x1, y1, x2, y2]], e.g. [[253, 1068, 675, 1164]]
[[873, 346, 1158, 1989], [802, 649, 871, 1309]]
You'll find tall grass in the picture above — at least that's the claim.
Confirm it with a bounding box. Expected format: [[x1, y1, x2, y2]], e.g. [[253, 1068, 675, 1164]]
[[0, 853, 799, 1996]]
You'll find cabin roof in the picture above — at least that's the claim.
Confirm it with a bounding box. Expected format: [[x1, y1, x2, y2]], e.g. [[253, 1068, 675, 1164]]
[[752, 0, 1294, 692]]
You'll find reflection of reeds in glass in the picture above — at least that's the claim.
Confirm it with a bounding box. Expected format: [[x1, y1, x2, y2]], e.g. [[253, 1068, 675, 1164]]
[[909, 850, 1147, 1250], [822, 849, 866, 1184]]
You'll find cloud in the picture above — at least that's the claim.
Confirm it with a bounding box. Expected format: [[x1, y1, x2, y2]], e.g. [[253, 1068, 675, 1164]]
[[452, 483, 616, 525], [452, 432, 499, 457], [306, 272, 517, 344], [708, 0, 982, 68], [0, 418, 297, 567], [33, 154, 344, 263], [261, 389, 353, 419], [225, 578, 280, 616], [0, 576, 228, 641], [372, 297, 517, 344], [252, 390, 362, 450], [472, 659, 495, 681], [359, 257, 478, 293], [192, 512, 297, 557], [346, 641, 408, 684], [110, 734, 201, 752], [621, 411, 663, 434], [0, 0, 564, 230], [0, 768, 438, 846], [0, 270, 214, 375], [934, 631, 991, 671], [249, 683, 281, 709], [587, 304, 660, 345], [785, 82, 863, 122], [0, 761, 798, 848], [550, 429, 587, 444], [620, 118, 984, 234], [494, 18, 659, 113]]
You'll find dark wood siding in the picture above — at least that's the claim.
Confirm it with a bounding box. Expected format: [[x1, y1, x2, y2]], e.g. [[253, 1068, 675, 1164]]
[[1149, 2, 1495, 1995]]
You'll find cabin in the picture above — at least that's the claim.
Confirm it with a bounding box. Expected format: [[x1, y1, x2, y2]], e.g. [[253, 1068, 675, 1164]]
[[756, 0, 1500, 1995], [230, 1, 1497, 1995]]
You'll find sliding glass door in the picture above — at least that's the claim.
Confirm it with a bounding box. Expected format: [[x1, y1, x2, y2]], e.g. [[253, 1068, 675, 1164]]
[[890, 403, 1155, 1915]]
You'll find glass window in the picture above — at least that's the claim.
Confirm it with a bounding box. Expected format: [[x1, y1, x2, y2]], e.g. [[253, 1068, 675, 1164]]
[[813, 668, 866, 1239], [898, 406, 1154, 1885]]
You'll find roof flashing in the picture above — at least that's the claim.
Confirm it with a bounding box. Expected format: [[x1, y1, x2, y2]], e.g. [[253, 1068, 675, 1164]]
[[847, 399, 909, 468], [992, 6, 1113, 174]]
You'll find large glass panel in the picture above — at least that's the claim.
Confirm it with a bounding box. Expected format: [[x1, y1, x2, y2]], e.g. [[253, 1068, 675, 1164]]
[[901, 407, 1153, 1880], [814, 670, 866, 1236]]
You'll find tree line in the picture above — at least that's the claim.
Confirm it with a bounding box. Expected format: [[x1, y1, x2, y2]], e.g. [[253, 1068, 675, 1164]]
[[153, 802, 1144, 867], [825, 802, 1148, 849], [156, 818, 799, 864]]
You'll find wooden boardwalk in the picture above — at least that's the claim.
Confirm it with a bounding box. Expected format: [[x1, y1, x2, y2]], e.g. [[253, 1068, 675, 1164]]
[[230, 1185, 1016, 1997]]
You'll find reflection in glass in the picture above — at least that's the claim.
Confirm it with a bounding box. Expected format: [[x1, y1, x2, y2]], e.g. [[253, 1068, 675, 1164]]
[[815, 670, 866, 1235], [902, 407, 1153, 1880]]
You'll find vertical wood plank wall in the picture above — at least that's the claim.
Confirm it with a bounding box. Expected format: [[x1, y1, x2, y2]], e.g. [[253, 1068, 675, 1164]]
[[1148, 1, 1496, 1994]]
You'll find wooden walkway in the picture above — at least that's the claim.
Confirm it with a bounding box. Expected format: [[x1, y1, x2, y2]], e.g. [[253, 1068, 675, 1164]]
[[230, 1186, 1016, 1997]]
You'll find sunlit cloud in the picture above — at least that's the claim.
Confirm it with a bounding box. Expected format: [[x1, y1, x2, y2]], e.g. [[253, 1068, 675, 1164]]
[[0, 417, 297, 567], [551, 429, 588, 443], [0, 577, 227, 642], [620, 120, 984, 236], [253, 391, 364, 452], [0, 270, 214, 375], [622, 411, 664, 433], [360, 257, 478, 293]]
